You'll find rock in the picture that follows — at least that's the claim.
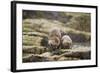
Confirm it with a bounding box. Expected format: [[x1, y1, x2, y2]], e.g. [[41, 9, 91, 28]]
[[23, 46, 90, 62], [23, 54, 44, 62], [23, 46, 48, 54], [60, 47, 91, 59], [39, 52, 52, 57]]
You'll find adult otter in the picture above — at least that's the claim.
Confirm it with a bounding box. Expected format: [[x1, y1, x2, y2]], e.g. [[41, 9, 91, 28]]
[[48, 28, 61, 50]]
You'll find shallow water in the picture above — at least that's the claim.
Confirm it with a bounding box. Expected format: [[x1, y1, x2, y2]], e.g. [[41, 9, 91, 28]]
[[72, 42, 90, 49]]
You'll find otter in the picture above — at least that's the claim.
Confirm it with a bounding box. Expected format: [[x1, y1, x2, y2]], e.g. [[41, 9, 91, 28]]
[[48, 28, 61, 51], [61, 35, 72, 49]]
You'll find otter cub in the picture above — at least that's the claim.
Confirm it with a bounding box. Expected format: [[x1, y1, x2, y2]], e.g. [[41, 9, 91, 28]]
[[61, 35, 72, 49]]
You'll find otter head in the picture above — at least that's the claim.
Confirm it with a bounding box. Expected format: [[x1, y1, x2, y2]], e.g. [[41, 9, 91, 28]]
[[48, 36, 60, 49], [61, 35, 72, 49]]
